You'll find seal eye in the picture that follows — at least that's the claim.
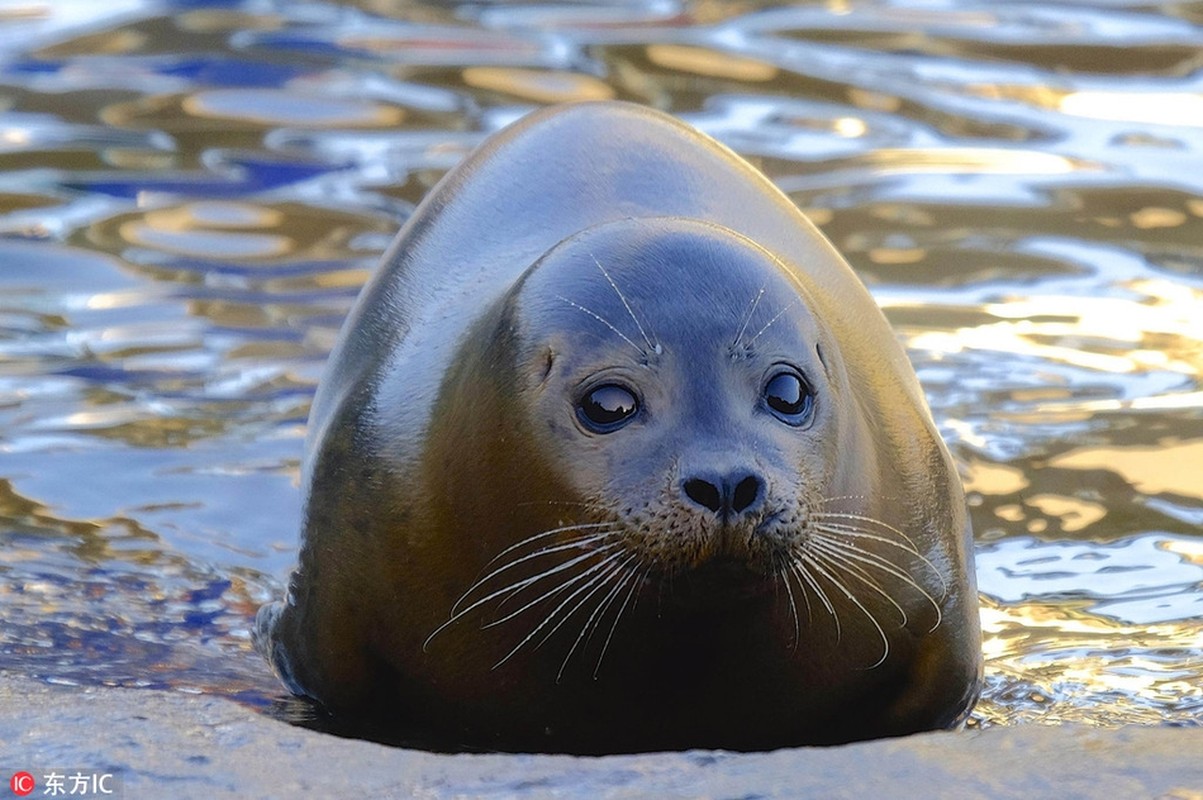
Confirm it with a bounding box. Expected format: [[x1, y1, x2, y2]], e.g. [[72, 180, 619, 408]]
[[764, 370, 814, 426], [577, 384, 639, 432]]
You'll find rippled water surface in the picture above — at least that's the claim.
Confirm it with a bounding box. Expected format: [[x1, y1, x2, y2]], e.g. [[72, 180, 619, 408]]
[[1, 0, 1200, 735]]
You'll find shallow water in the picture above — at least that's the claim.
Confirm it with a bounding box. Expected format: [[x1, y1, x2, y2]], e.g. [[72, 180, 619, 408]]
[[0, 0, 1200, 737]]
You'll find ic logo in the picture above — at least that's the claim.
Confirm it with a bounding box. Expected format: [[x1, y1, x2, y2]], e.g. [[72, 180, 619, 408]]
[[9, 772, 35, 797]]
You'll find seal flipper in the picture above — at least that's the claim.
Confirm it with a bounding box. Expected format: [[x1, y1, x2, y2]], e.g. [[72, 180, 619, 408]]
[[253, 601, 307, 697]]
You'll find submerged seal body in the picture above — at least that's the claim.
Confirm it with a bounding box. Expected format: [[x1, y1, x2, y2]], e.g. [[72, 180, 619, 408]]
[[256, 101, 981, 754]]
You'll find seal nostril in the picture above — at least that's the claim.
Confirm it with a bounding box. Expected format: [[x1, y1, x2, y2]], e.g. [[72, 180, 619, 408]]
[[732, 475, 762, 514], [683, 478, 722, 513], [684, 474, 762, 516]]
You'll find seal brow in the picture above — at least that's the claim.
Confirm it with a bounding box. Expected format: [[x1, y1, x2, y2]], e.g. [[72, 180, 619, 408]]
[[555, 295, 646, 356], [590, 254, 661, 355], [732, 286, 766, 349], [746, 298, 799, 346]]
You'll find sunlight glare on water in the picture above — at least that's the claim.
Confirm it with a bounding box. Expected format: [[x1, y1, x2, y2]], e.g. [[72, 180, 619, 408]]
[[0, 0, 1200, 734]]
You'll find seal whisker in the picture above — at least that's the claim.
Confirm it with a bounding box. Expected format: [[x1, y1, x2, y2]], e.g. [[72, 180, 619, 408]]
[[811, 528, 944, 631], [570, 558, 635, 654], [809, 520, 923, 560], [424, 541, 623, 650], [790, 555, 839, 643], [536, 558, 634, 676], [480, 526, 618, 572], [594, 560, 646, 679], [816, 494, 874, 506], [809, 518, 949, 596], [802, 548, 891, 669], [745, 298, 799, 346], [812, 528, 936, 598], [453, 529, 621, 615], [818, 493, 903, 504], [590, 254, 660, 354], [806, 536, 910, 627], [555, 294, 647, 356], [810, 512, 923, 553], [479, 546, 626, 628], [483, 521, 619, 569], [557, 553, 641, 682], [731, 285, 766, 349], [487, 544, 612, 616], [787, 556, 815, 626], [491, 550, 629, 670], [775, 555, 802, 651]]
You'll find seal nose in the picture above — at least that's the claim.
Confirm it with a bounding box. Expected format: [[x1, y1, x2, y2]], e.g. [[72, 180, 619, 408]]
[[682, 471, 764, 518]]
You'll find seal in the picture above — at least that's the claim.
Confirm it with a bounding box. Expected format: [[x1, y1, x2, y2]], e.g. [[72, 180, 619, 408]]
[[255, 101, 982, 754]]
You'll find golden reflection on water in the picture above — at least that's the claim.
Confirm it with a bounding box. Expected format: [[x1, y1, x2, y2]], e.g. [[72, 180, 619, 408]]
[[462, 67, 615, 104], [873, 147, 1082, 174], [645, 44, 778, 82], [175, 9, 286, 34], [977, 601, 1202, 726], [971, 84, 1203, 128], [1049, 440, 1203, 501], [963, 462, 1030, 496], [1023, 495, 1107, 534], [84, 200, 394, 266], [1164, 538, 1203, 566], [183, 89, 406, 129], [121, 224, 292, 260], [0, 5, 46, 22], [120, 203, 290, 260], [1130, 207, 1189, 229], [907, 280, 1203, 387], [36, 27, 145, 57]]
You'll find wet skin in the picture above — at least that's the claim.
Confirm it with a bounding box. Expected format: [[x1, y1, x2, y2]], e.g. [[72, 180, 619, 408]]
[[255, 101, 982, 754]]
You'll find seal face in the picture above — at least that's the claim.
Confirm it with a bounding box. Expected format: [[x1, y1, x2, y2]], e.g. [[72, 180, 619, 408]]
[[506, 221, 831, 585], [255, 101, 982, 754]]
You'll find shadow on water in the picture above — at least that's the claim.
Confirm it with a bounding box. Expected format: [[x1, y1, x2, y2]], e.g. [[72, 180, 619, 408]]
[[0, 0, 1200, 743]]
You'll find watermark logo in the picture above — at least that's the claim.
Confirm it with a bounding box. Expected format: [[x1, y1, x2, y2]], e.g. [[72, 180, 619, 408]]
[[7, 771, 120, 798], [9, 773, 34, 797]]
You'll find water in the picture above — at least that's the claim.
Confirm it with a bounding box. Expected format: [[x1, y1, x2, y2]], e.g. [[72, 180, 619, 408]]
[[0, 0, 1200, 735]]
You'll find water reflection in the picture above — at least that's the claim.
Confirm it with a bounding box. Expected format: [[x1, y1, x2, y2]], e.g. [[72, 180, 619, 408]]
[[461, 66, 615, 103], [0, 0, 1200, 736]]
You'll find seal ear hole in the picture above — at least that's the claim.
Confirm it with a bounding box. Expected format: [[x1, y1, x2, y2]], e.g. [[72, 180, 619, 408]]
[[540, 348, 555, 383], [815, 342, 825, 367]]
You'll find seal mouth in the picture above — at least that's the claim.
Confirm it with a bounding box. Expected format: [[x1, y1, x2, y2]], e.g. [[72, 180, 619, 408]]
[[694, 554, 761, 580], [663, 553, 774, 608]]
